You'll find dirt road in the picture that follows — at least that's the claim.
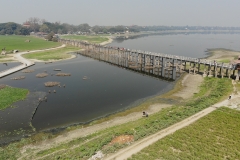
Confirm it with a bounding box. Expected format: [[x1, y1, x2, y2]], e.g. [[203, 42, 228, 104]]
[[105, 107, 216, 160], [104, 80, 240, 160]]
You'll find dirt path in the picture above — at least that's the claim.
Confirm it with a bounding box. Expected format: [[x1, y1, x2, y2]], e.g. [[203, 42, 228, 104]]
[[104, 107, 216, 160], [104, 80, 240, 160]]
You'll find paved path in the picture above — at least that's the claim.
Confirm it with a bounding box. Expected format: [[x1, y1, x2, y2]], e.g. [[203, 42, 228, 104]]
[[0, 45, 65, 78]]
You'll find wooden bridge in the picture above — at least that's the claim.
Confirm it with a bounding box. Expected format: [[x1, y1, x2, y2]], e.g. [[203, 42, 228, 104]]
[[59, 38, 239, 81]]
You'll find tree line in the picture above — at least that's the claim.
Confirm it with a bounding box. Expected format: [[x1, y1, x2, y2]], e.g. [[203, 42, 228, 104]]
[[1, 17, 240, 36]]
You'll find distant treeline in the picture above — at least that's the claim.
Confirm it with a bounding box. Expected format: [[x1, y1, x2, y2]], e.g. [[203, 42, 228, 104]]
[[1, 17, 240, 35]]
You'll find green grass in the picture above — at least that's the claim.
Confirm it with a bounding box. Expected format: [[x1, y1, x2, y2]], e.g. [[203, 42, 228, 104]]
[[0, 77, 231, 160], [129, 107, 240, 160], [0, 35, 61, 52], [60, 35, 109, 44], [22, 46, 80, 61], [217, 59, 231, 63], [0, 86, 28, 110]]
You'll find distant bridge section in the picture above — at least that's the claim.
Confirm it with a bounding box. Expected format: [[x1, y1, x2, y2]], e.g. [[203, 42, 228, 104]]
[[59, 38, 238, 81]]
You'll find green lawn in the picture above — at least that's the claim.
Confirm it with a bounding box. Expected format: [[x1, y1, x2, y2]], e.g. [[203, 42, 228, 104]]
[[217, 59, 231, 63], [0, 86, 28, 110], [60, 35, 109, 44], [22, 46, 81, 61], [130, 107, 240, 160], [0, 35, 61, 52]]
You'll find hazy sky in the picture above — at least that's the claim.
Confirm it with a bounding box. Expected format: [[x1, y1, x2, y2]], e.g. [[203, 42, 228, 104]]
[[0, 0, 240, 26]]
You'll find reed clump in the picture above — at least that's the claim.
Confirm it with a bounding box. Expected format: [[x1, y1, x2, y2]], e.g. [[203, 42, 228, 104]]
[[36, 73, 48, 78], [22, 69, 34, 73], [44, 82, 60, 87], [55, 73, 71, 76], [11, 76, 25, 80]]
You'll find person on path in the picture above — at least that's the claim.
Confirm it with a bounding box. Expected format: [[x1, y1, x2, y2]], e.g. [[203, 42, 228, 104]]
[[228, 95, 232, 100]]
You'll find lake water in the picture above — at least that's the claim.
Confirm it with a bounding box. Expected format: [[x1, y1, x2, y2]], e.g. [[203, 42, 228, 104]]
[[111, 33, 240, 58], [0, 33, 240, 135]]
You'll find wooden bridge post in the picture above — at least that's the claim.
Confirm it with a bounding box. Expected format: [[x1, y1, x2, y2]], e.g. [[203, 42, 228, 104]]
[[161, 57, 165, 77], [220, 63, 224, 78], [208, 62, 213, 77], [214, 63, 217, 78], [172, 59, 175, 80], [197, 59, 201, 73]]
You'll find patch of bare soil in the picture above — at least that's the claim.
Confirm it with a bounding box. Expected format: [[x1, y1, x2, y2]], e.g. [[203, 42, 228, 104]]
[[173, 74, 203, 100], [109, 135, 134, 145]]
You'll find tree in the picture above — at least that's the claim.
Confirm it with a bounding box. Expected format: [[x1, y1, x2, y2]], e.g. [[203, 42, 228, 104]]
[[28, 17, 40, 32], [47, 32, 54, 41], [78, 23, 91, 32], [18, 27, 30, 35], [39, 24, 50, 33]]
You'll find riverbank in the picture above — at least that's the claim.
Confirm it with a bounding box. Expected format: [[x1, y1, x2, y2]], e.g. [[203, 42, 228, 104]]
[[206, 48, 240, 63], [100, 36, 113, 46]]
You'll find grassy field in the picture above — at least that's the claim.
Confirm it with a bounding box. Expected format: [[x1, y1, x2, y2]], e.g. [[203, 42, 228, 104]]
[[129, 107, 240, 160], [0, 86, 28, 110], [0, 77, 232, 159], [60, 35, 109, 44], [22, 46, 81, 61], [0, 35, 61, 52]]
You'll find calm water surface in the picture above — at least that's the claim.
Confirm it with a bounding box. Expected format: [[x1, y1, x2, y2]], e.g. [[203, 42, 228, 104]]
[[111, 33, 240, 58]]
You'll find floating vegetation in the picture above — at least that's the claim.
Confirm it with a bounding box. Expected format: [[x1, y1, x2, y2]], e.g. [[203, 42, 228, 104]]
[[54, 69, 61, 71], [0, 84, 6, 90], [11, 76, 25, 80], [44, 82, 60, 87], [55, 72, 71, 76], [45, 61, 52, 64], [22, 69, 34, 73], [36, 73, 48, 78]]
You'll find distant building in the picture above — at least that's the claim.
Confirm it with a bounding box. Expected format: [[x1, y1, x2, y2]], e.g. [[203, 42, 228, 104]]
[[22, 22, 31, 28], [35, 32, 48, 36]]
